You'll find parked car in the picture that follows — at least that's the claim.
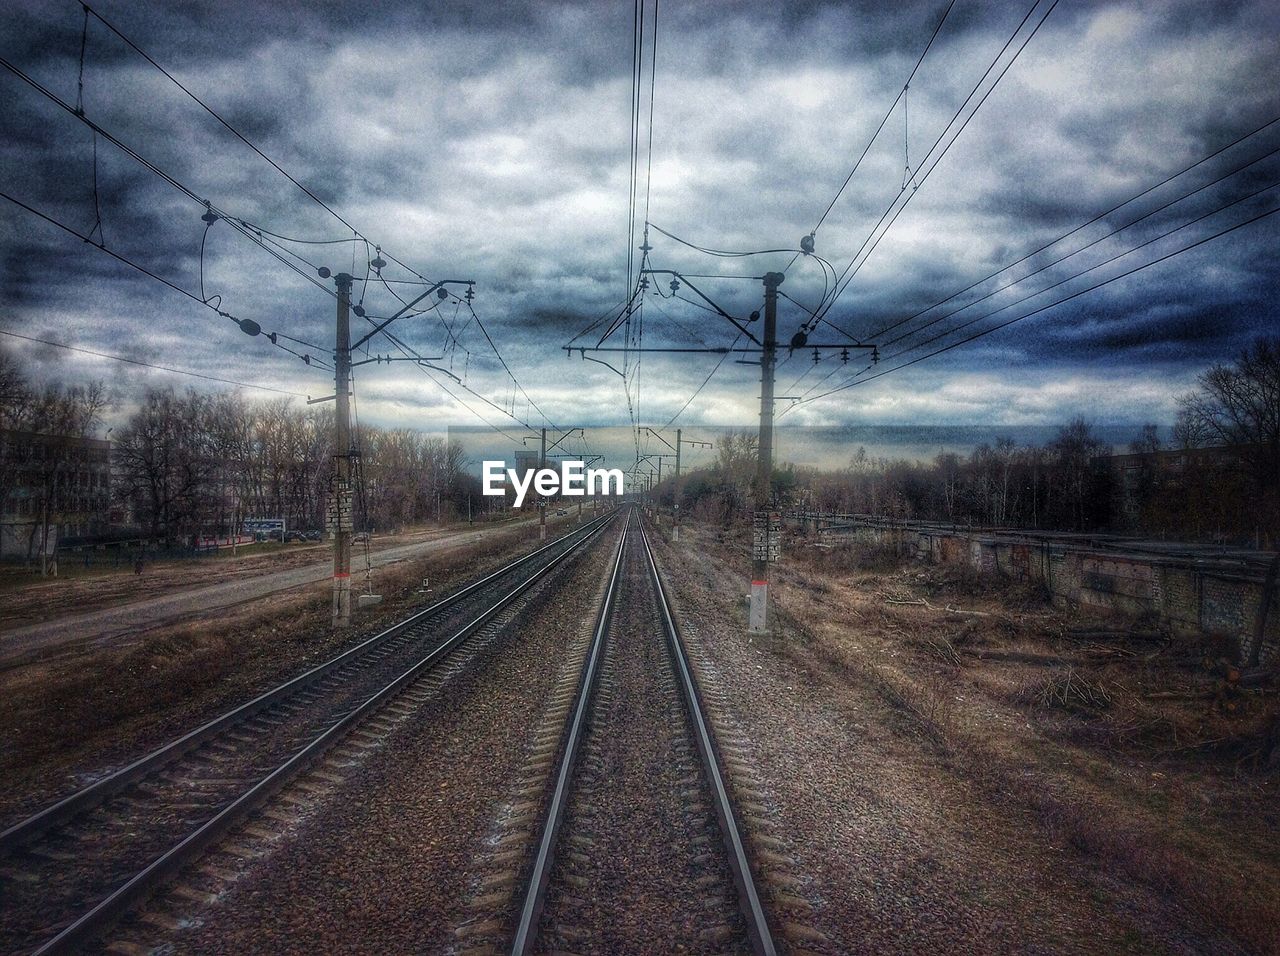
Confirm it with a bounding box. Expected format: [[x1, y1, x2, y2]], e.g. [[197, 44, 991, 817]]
[[304, 530, 323, 541], [556, 509, 568, 516], [286, 531, 308, 543], [353, 531, 370, 543]]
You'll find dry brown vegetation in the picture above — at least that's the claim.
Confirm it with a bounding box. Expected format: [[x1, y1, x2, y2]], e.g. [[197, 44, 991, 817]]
[[687, 524, 1279, 953]]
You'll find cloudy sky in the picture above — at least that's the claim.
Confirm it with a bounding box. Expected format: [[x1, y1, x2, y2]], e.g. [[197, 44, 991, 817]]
[[1, 0, 1277, 450]]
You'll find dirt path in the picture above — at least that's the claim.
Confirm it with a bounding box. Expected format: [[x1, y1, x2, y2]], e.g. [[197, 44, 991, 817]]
[[0, 518, 547, 666]]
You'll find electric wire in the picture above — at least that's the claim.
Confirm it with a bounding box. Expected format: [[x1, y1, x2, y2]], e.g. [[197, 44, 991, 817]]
[[879, 143, 1280, 350], [0, 329, 310, 397], [662, 329, 745, 428], [809, 0, 958, 237], [0, 188, 329, 371], [818, 0, 1058, 332], [863, 113, 1280, 342], [790, 198, 1280, 409]]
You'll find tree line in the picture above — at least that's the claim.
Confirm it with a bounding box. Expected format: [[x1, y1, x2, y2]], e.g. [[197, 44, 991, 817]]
[[656, 336, 1279, 546], [111, 388, 480, 543], [2, 346, 484, 557]]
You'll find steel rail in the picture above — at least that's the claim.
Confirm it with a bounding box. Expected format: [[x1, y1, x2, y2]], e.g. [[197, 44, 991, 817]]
[[638, 519, 777, 956], [511, 511, 776, 955], [28, 511, 618, 955], [1, 513, 612, 854], [509, 511, 629, 955]]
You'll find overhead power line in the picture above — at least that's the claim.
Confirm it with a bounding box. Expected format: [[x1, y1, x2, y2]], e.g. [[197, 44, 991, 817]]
[[0, 329, 309, 397], [0, 51, 338, 300], [790, 198, 1280, 410], [865, 112, 1280, 343], [809, 0, 958, 237], [79, 2, 408, 273], [880, 143, 1280, 350], [0, 188, 330, 371], [818, 0, 1059, 331]]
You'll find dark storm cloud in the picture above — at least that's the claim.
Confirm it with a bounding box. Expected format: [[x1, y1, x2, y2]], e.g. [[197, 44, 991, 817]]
[[0, 0, 1277, 432]]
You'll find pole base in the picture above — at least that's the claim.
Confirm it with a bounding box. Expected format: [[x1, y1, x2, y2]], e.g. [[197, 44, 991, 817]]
[[748, 580, 768, 633]]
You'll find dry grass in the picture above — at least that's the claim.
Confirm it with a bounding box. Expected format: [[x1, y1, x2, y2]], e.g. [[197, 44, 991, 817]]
[[681, 524, 1280, 953]]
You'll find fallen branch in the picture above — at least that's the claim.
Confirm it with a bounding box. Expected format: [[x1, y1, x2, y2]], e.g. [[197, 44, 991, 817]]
[[884, 596, 991, 616]]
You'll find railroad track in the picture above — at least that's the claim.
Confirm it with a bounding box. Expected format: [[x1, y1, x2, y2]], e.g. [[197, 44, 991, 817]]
[[509, 508, 775, 955], [0, 512, 617, 955]]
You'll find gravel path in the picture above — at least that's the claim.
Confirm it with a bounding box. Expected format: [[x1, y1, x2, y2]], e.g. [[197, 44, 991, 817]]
[[650, 525, 1243, 955], [106, 519, 623, 954], [0, 518, 557, 665]]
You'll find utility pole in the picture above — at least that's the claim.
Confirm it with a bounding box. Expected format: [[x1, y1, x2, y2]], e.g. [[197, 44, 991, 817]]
[[749, 272, 784, 634], [314, 263, 473, 629], [332, 273, 354, 629], [568, 262, 872, 631], [639, 426, 711, 543], [540, 426, 547, 540], [655, 457, 663, 525], [674, 428, 682, 540]]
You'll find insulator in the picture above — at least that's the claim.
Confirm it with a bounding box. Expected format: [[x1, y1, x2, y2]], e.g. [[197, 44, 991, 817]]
[[749, 310, 760, 322], [790, 330, 808, 350], [437, 287, 449, 300], [353, 305, 365, 317], [268, 332, 277, 344], [800, 233, 815, 255], [237, 318, 261, 336], [669, 278, 680, 294], [201, 207, 218, 225], [318, 266, 331, 279], [812, 347, 820, 364]]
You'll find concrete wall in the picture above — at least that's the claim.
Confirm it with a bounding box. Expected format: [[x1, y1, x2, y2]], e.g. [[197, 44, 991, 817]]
[[819, 517, 1278, 666]]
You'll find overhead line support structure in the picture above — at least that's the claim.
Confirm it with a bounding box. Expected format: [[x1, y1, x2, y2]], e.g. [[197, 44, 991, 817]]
[[332, 273, 354, 628], [638, 426, 713, 540], [570, 265, 874, 632], [319, 268, 475, 628], [525, 427, 584, 539], [749, 273, 782, 633]]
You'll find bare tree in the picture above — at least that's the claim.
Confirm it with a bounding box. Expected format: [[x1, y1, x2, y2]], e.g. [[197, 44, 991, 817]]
[[1177, 337, 1280, 536]]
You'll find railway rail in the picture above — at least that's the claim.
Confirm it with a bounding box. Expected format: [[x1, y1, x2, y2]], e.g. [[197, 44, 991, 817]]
[[510, 509, 776, 954], [0, 511, 617, 955]]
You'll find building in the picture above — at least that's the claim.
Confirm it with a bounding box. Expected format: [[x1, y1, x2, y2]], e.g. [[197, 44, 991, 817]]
[[0, 429, 112, 559], [1095, 444, 1262, 544]]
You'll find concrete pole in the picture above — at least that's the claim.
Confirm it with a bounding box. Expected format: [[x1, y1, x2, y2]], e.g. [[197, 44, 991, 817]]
[[748, 271, 783, 634], [539, 426, 547, 540], [332, 273, 353, 628], [656, 457, 662, 526], [674, 428, 682, 541]]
